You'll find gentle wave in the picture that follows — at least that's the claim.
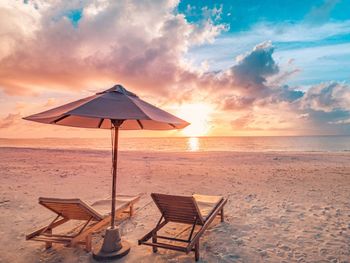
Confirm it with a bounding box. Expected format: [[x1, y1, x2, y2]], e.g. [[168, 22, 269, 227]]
[[0, 136, 349, 152]]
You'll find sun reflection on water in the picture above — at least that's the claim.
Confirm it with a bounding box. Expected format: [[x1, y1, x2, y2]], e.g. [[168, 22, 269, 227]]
[[187, 137, 199, 151]]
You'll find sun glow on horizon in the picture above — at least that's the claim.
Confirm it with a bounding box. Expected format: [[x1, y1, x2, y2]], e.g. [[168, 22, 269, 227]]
[[176, 103, 213, 137], [187, 137, 199, 151]]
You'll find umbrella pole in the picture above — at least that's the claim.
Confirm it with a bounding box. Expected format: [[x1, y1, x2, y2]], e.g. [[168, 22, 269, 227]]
[[111, 124, 119, 228], [93, 120, 130, 260]]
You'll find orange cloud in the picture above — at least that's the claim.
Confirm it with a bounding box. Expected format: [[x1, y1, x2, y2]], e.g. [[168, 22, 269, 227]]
[[0, 1, 349, 137], [0, 1, 225, 97], [0, 113, 20, 129]]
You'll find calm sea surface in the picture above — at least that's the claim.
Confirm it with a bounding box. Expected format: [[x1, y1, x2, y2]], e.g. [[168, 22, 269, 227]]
[[0, 136, 349, 152]]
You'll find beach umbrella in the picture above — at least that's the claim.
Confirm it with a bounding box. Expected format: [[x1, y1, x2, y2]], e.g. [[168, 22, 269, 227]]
[[23, 84, 189, 260]]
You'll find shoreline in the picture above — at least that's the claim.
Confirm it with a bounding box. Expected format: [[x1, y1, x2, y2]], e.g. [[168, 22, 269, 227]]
[[1, 146, 350, 154]]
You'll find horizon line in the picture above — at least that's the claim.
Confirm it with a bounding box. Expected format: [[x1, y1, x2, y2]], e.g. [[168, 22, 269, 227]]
[[1, 135, 349, 140]]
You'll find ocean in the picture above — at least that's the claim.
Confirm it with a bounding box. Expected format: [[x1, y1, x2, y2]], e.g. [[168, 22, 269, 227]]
[[0, 136, 349, 152]]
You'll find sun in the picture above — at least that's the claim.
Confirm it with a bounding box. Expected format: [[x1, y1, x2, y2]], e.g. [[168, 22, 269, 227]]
[[176, 103, 213, 137]]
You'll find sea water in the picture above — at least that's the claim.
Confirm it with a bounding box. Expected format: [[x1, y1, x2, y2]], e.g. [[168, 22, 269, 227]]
[[0, 136, 349, 152]]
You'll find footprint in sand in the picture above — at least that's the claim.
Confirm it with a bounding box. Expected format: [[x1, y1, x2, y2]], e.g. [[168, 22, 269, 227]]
[[223, 254, 241, 261], [279, 244, 291, 252], [309, 205, 322, 212], [256, 248, 268, 257], [276, 249, 285, 257], [319, 247, 329, 256], [294, 251, 307, 260], [297, 212, 305, 220], [245, 194, 256, 202], [250, 205, 265, 214]]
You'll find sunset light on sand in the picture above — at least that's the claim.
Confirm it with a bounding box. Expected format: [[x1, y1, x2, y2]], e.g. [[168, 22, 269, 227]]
[[0, 1, 350, 262]]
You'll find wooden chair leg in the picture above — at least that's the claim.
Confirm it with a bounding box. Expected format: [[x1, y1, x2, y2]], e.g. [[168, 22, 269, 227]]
[[45, 229, 52, 249], [195, 241, 199, 261], [85, 234, 92, 252], [129, 204, 134, 217], [152, 234, 158, 253], [220, 208, 224, 222]]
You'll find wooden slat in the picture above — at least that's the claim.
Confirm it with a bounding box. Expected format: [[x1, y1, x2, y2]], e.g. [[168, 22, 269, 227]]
[[154, 200, 197, 206], [26, 218, 69, 240], [161, 211, 197, 218], [162, 208, 197, 215], [42, 234, 75, 238], [140, 241, 187, 252], [163, 213, 197, 219], [153, 203, 196, 208], [164, 217, 196, 224], [159, 207, 196, 212], [32, 236, 71, 243], [39, 198, 103, 221], [156, 235, 190, 243], [156, 201, 197, 207], [151, 193, 205, 224], [156, 203, 197, 210], [162, 213, 195, 219]]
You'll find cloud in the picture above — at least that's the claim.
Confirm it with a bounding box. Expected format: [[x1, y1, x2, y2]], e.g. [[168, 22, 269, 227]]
[[229, 103, 301, 132], [231, 113, 254, 129], [305, 0, 340, 25], [230, 41, 278, 97], [300, 109, 350, 134], [188, 18, 350, 77], [300, 82, 350, 112], [216, 41, 304, 110], [249, 20, 350, 43], [281, 82, 350, 135], [44, 98, 58, 107], [0, 1, 349, 136], [223, 96, 255, 110], [268, 68, 301, 86], [330, 118, 350, 125], [0, 0, 226, 96], [0, 113, 20, 129], [213, 43, 349, 134], [276, 85, 304, 102]]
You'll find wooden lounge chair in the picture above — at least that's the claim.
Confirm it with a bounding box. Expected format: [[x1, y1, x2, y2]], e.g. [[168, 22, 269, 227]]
[[138, 193, 227, 261], [26, 194, 140, 251]]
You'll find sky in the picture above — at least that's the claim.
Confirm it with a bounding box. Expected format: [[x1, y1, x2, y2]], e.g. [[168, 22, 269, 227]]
[[0, 0, 350, 138]]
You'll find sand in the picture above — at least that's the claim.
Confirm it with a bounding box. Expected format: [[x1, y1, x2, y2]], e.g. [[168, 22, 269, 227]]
[[0, 147, 349, 263]]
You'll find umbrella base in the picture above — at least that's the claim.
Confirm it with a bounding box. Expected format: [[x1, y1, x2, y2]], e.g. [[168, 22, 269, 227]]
[[92, 227, 130, 261]]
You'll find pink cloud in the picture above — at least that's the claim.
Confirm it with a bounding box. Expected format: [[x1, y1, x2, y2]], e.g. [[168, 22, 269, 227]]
[[0, 1, 225, 97], [0, 1, 349, 136], [0, 113, 21, 129]]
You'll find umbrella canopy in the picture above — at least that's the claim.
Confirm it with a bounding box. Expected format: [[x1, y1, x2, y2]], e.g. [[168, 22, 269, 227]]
[[24, 84, 189, 130], [24, 84, 189, 260]]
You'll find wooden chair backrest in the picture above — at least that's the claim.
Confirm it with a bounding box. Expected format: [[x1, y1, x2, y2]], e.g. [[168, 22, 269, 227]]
[[151, 193, 204, 225], [39, 197, 103, 221]]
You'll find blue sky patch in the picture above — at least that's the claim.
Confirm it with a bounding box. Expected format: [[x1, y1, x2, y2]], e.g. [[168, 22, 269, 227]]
[[180, 0, 350, 87], [66, 9, 82, 27]]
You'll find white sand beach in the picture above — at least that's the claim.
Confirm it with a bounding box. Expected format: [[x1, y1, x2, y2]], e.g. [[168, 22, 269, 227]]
[[0, 147, 349, 263]]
